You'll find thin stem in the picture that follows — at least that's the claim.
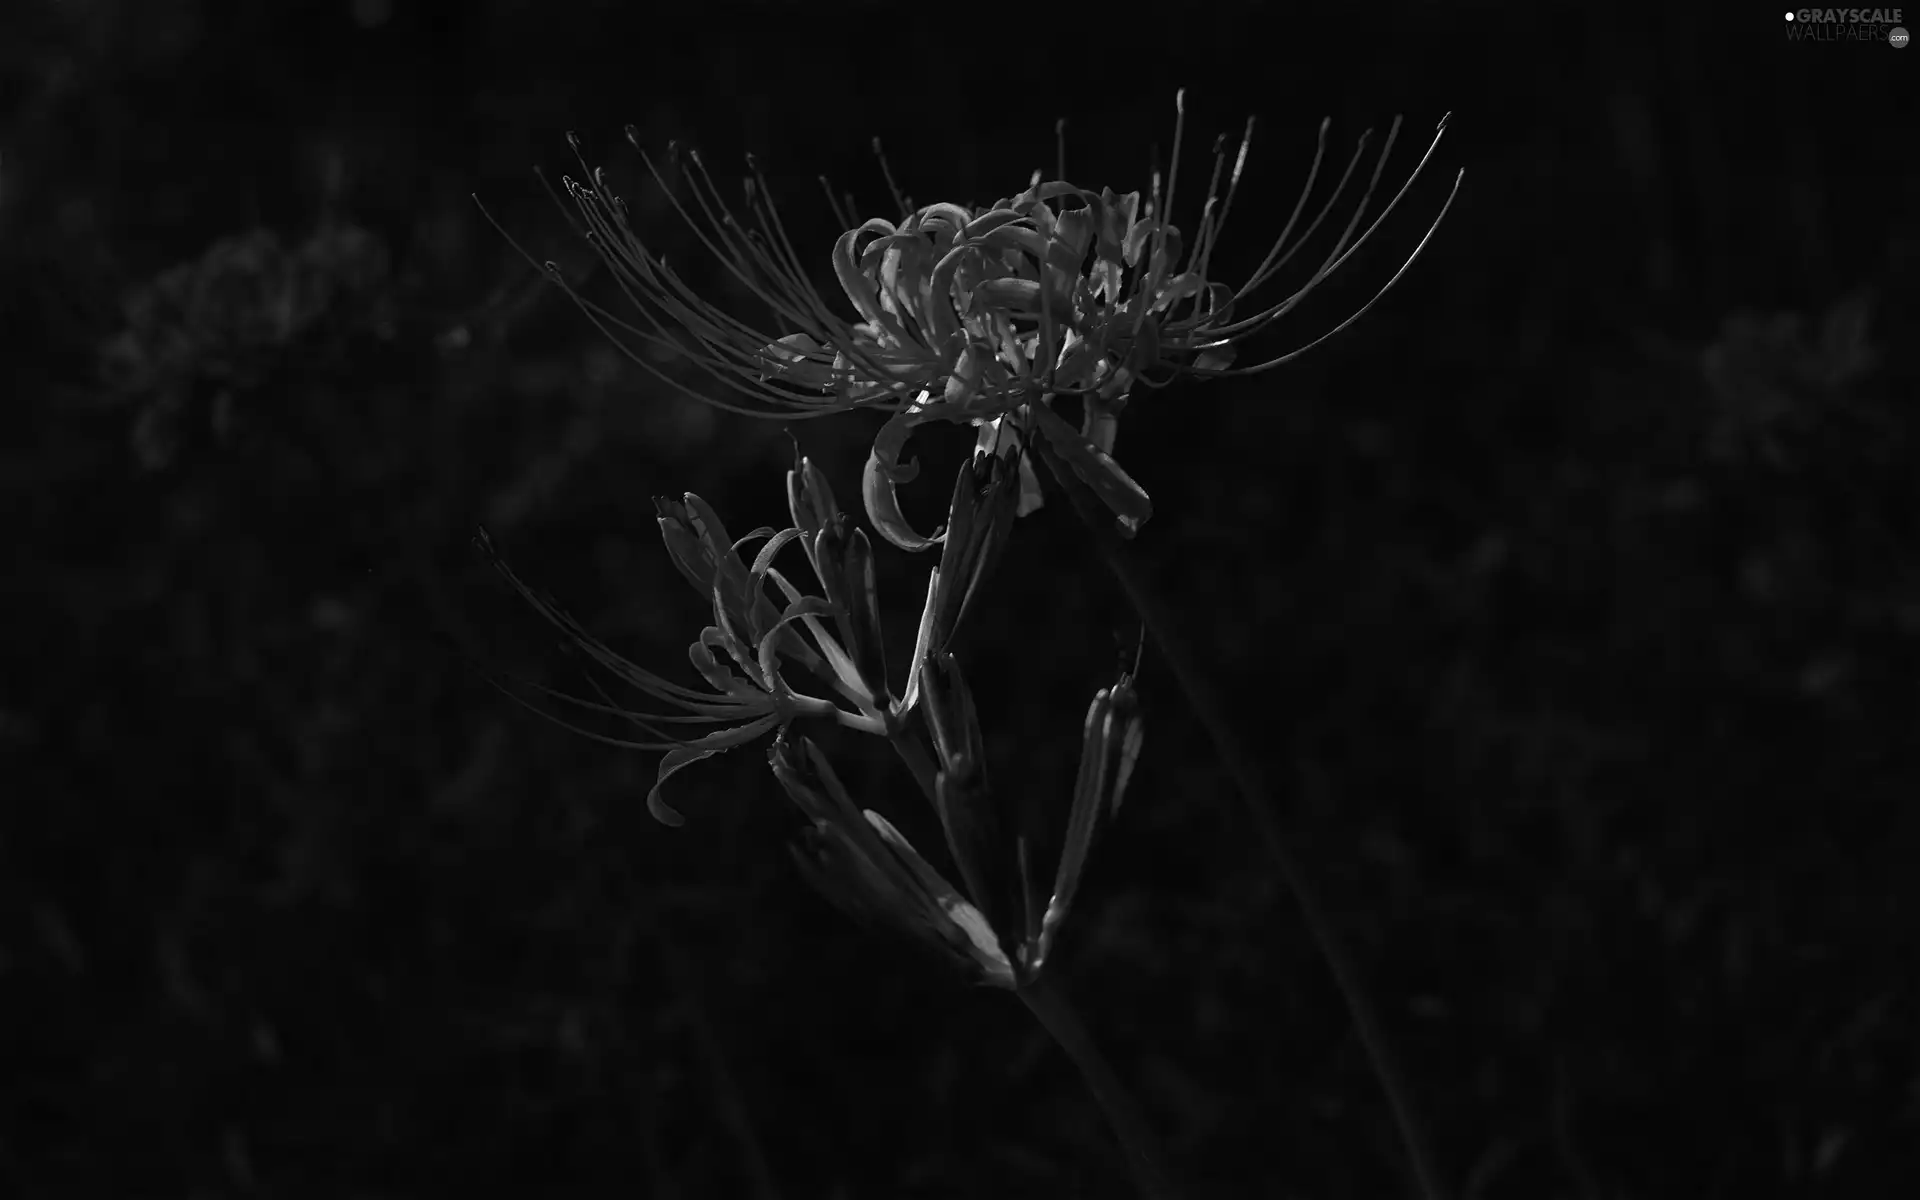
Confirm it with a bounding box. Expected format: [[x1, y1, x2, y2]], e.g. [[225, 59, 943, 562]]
[[1017, 974, 1180, 1200], [1036, 441, 1445, 1200]]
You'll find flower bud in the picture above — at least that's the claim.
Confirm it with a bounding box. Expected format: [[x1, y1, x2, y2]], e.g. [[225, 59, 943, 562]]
[[810, 521, 891, 710], [926, 443, 1020, 654], [774, 735, 1015, 988], [1029, 672, 1144, 973], [785, 443, 841, 578]]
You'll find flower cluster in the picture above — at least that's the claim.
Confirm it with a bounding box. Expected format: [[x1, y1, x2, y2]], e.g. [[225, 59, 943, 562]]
[[479, 449, 893, 825], [485, 432, 1139, 986], [479, 427, 1025, 824], [483, 93, 1456, 986]]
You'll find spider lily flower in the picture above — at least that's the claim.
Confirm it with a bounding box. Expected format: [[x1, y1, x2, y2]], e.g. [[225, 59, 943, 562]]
[[777, 734, 1016, 988], [498, 99, 1455, 544], [832, 97, 1460, 549], [477, 481, 917, 826]]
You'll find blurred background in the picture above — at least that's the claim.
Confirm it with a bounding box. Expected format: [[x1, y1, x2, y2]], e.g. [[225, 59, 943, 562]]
[[4, 1, 1916, 1196]]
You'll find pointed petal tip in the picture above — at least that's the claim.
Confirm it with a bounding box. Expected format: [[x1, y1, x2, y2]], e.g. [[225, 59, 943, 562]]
[[647, 787, 687, 827]]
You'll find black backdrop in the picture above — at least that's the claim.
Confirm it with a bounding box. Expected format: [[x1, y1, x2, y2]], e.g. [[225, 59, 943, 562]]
[[6, 1, 1917, 1196]]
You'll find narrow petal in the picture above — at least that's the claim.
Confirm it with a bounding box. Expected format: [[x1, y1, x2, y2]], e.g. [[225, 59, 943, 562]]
[[895, 567, 940, 719], [839, 527, 891, 707], [749, 526, 806, 581], [862, 409, 945, 552], [647, 712, 783, 826], [1027, 398, 1153, 535]]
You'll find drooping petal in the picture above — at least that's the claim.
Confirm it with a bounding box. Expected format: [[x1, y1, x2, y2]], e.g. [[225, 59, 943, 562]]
[[764, 565, 871, 707], [748, 526, 807, 581], [1027, 398, 1153, 536], [756, 593, 840, 702], [646, 712, 783, 826], [862, 408, 944, 552]]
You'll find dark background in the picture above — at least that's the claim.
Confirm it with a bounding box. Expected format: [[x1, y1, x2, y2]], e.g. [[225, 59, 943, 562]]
[[5, 1, 1917, 1196]]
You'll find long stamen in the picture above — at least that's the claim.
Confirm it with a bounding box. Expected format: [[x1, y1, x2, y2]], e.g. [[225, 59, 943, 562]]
[[1219, 163, 1462, 377], [1193, 116, 1255, 286], [548, 133, 930, 418], [742, 163, 896, 393], [1211, 113, 1454, 347], [1233, 121, 1368, 304], [873, 137, 911, 222], [517, 157, 813, 417], [818, 174, 853, 234]]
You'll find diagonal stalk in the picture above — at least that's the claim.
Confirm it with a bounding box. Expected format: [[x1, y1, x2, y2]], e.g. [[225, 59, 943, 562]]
[[1018, 974, 1181, 1200], [1032, 438, 1446, 1200], [887, 716, 1179, 1199]]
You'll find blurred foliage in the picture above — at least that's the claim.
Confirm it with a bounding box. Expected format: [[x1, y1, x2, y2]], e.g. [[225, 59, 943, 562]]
[[3, 1, 1917, 1198]]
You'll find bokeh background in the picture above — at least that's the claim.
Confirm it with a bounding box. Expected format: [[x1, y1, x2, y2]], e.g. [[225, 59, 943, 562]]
[[5, 1, 1917, 1196]]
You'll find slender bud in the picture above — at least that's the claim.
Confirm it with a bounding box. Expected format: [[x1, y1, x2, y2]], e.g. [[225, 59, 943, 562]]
[[785, 442, 841, 578], [775, 735, 1015, 987], [1029, 672, 1144, 973], [928, 443, 1021, 654]]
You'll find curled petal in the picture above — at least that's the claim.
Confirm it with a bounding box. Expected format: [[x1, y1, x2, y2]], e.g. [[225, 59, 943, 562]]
[[756, 593, 840, 700], [833, 220, 913, 349], [862, 409, 944, 552], [941, 342, 988, 409], [960, 208, 1027, 240], [689, 634, 753, 697], [647, 713, 783, 826], [748, 526, 806, 582]]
